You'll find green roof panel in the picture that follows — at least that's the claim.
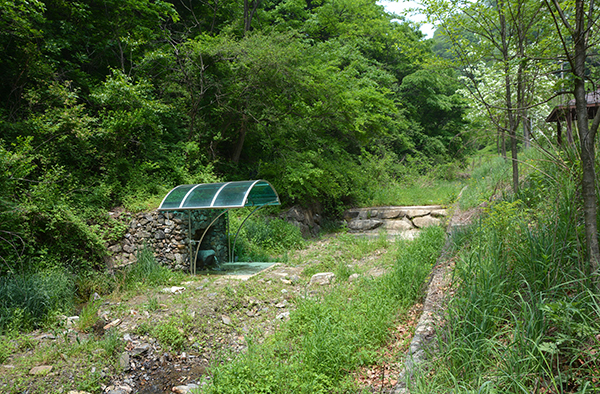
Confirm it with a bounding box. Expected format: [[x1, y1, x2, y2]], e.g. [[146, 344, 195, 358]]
[[183, 183, 224, 209], [159, 184, 196, 210], [158, 180, 280, 211]]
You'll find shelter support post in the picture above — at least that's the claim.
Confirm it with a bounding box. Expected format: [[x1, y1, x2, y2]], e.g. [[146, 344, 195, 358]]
[[188, 211, 192, 274], [193, 209, 230, 274]]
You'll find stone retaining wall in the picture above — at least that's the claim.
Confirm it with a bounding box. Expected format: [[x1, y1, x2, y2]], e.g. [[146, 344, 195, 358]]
[[343, 206, 448, 235], [279, 204, 323, 238], [105, 205, 446, 272], [105, 210, 228, 272]]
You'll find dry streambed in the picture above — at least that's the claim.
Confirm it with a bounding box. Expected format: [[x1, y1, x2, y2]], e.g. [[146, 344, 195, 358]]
[[1, 235, 425, 394]]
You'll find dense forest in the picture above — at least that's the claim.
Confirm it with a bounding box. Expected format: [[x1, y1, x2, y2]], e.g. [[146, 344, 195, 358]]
[[0, 0, 469, 276]]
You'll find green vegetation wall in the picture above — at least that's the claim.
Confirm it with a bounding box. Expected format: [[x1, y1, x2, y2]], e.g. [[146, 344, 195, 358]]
[[0, 0, 469, 274]]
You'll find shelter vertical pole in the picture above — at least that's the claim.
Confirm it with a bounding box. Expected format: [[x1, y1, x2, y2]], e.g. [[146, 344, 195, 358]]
[[227, 211, 231, 263], [188, 210, 193, 274]]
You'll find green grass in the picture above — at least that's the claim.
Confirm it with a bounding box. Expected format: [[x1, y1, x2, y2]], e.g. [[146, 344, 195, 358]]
[[100, 328, 124, 360], [367, 178, 464, 207], [458, 147, 549, 210], [0, 270, 74, 333], [411, 147, 600, 393], [298, 231, 390, 278], [201, 226, 446, 394]]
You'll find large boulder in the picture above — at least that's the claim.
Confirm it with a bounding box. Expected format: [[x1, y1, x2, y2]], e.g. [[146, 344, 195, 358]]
[[412, 215, 442, 228], [347, 219, 383, 232]]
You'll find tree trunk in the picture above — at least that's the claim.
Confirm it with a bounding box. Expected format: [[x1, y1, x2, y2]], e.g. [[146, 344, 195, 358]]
[[523, 114, 530, 148], [499, 125, 507, 159], [499, 4, 519, 192], [244, 0, 261, 33], [232, 114, 248, 164], [572, 0, 600, 278]]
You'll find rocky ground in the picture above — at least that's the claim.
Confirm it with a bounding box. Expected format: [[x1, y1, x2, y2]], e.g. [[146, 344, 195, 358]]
[[1, 208, 473, 394]]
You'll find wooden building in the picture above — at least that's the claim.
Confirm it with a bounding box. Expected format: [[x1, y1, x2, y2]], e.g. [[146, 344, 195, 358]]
[[546, 90, 600, 145]]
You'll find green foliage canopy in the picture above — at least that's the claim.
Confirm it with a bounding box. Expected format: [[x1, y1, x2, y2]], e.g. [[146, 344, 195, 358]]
[[0, 0, 468, 274]]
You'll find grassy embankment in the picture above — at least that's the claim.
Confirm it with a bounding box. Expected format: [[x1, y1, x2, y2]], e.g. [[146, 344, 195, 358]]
[[411, 147, 600, 393]]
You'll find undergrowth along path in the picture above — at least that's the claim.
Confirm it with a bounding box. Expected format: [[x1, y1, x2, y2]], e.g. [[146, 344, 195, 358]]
[[393, 198, 476, 393]]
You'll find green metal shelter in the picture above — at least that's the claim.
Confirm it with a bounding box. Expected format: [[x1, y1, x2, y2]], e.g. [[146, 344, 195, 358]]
[[158, 180, 280, 274]]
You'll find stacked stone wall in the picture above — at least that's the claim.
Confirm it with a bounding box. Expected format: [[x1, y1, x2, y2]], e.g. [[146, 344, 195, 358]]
[[343, 205, 448, 236], [105, 210, 228, 272]]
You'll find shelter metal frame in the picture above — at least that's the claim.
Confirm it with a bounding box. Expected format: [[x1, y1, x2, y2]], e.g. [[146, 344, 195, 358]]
[[157, 180, 280, 274]]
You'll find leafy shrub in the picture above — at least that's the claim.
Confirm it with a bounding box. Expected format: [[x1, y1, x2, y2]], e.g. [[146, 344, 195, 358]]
[[232, 213, 305, 262], [245, 217, 305, 253]]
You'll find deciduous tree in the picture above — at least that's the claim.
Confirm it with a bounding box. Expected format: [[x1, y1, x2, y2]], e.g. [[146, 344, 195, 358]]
[[545, 0, 600, 280]]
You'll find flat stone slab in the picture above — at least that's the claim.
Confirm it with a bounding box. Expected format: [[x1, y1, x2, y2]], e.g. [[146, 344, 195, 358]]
[[29, 365, 53, 375], [383, 218, 414, 231], [310, 272, 335, 285], [347, 219, 383, 231], [412, 215, 442, 228], [380, 208, 407, 219]]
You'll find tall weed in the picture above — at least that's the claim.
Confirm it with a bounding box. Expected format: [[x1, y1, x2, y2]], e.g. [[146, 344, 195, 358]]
[[413, 153, 600, 393], [0, 270, 74, 332], [121, 246, 177, 290]]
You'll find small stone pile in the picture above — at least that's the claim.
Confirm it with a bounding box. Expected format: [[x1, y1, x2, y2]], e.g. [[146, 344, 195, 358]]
[[105, 210, 227, 271]]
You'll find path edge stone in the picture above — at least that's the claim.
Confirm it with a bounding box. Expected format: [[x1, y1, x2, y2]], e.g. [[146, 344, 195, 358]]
[[393, 189, 468, 393]]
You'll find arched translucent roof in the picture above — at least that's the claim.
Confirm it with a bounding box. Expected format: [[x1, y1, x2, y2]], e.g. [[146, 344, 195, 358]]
[[158, 180, 280, 211]]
